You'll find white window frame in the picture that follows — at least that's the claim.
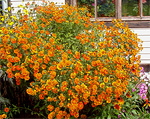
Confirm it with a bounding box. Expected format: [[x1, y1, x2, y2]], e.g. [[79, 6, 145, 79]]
[[2, 0, 8, 11]]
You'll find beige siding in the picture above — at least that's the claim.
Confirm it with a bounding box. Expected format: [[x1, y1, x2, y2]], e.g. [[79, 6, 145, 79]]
[[131, 28, 150, 64]]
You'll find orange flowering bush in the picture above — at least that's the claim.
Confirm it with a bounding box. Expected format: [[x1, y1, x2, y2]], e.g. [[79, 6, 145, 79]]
[[0, 1, 143, 118]]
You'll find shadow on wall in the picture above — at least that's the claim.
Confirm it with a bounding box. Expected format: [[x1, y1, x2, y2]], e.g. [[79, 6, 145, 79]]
[[140, 64, 150, 72]]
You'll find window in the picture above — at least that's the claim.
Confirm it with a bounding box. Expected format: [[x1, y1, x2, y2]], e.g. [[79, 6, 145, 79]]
[[68, 0, 150, 27]]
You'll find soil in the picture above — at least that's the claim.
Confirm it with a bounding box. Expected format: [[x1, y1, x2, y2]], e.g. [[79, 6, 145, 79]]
[[14, 113, 43, 119]]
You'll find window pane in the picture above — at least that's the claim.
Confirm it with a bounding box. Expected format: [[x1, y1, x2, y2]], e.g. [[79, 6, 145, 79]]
[[97, 0, 115, 17], [143, 0, 150, 16], [77, 0, 95, 17], [122, 0, 139, 16]]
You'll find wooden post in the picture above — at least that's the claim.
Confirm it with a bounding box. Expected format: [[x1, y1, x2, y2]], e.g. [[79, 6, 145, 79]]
[[65, 0, 71, 5], [116, 0, 121, 19], [70, 0, 77, 6], [139, 0, 143, 17], [95, 0, 97, 20]]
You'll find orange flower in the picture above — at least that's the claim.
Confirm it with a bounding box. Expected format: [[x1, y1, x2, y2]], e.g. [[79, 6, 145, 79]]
[[57, 63, 63, 70], [21, 44, 29, 50], [74, 111, 79, 118], [83, 54, 90, 61], [62, 81, 68, 87], [38, 58, 43, 63], [11, 66, 16, 71], [47, 105, 54, 111], [106, 87, 112, 95], [42, 64, 46, 69], [38, 51, 44, 57], [14, 49, 19, 54], [114, 104, 120, 110], [10, 38, 16, 44], [91, 61, 97, 67], [126, 91, 131, 98], [26, 33, 31, 38], [2, 27, 8, 34], [46, 85, 52, 91], [43, 90, 48, 95], [15, 72, 20, 79], [65, 60, 72, 67], [58, 93, 65, 102], [91, 42, 95, 47], [47, 97, 52, 102], [7, 68, 12, 73], [1, 114, 7, 118], [90, 96, 95, 101], [48, 112, 55, 119], [16, 65, 21, 70], [78, 101, 84, 110], [50, 71, 56, 78], [48, 50, 54, 57], [6, 55, 13, 62], [35, 73, 42, 80], [61, 86, 66, 92], [75, 20, 79, 24], [26, 88, 33, 95], [74, 51, 80, 59], [87, 64, 91, 70], [8, 72, 13, 78], [41, 23, 45, 28], [97, 52, 102, 57], [70, 72, 76, 79], [53, 88, 58, 93], [53, 97, 57, 102], [40, 30, 44, 34], [4, 107, 9, 113], [45, 31, 49, 35], [39, 93, 45, 100], [94, 70, 99, 75], [100, 83, 105, 89], [52, 33, 56, 38], [116, 97, 124, 105], [103, 77, 109, 83], [31, 45, 37, 52], [16, 80, 21, 85], [14, 57, 20, 62], [7, 62, 12, 68], [67, 49, 72, 54], [74, 78, 79, 84], [49, 66, 57, 71], [81, 114, 87, 119]]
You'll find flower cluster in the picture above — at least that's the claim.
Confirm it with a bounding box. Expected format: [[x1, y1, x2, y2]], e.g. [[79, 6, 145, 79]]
[[138, 83, 148, 100], [135, 67, 150, 101], [0, 1, 143, 118], [0, 107, 9, 119]]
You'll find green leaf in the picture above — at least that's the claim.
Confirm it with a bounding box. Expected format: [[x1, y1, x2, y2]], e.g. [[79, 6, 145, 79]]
[[10, 112, 13, 118], [34, 101, 40, 109], [40, 106, 45, 111], [125, 102, 130, 107], [132, 109, 137, 115], [31, 111, 33, 115], [107, 114, 111, 119]]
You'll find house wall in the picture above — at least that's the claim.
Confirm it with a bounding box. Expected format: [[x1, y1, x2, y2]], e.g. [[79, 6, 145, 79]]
[[10, 0, 65, 14], [131, 28, 150, 64], [9, 0, 150, 65]]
